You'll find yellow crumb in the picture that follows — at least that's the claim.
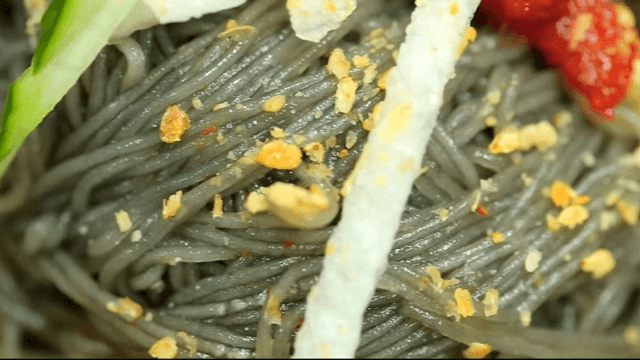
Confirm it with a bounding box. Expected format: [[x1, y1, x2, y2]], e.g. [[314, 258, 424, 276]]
[[615, 199, 639, 225], [485, 90, 501, 105], [352, 54, 370, 68], [160, 105, 190, 143], [303, 142, 326, 163], [449, 1, 460, 15], [554, 110, 572, 127], [377, 69, 390, 90], [266, 295, 283, 325], [149, 336, 178, 359], [362, 102, 382, 131], [336, 75, 358, 113], [482, 288, 499, 317], [488, 126, 520, 154], [624, 326, 640, 345], [490, 231, 504, 244], [599, 210, 620, 231], [162, 190, 183, 219], [114, 210, 132, 233], [325, 135, 337, 148], [294, 134, 306, 145], [254, 140, 302, 170], [581, 248, 616, 279], [520, 310, 532, 327], [463, 342, 492, 359], [569, 13, 593, 50], [327, 48, 351, 79], [338, 149, 349, 158], [525, 250, 542, 272], [457, 26, 477, 57], [106, 297, 143, 320], [547, 205, 589, 230], [213, 102, 229, 111], [176, 331, 197, 355], [489, 121, 558, 154], [363, 63, 378, 84], [518, 121, 558, 151], [425, 266, 458, 293], [606, 190, 622, 206], [484, 115, 497, 127], [217, 19, 257, 40], [270, 127, 286, 138], [572, 195, 591, 205], [521, 172, 533, 186], [245, 192, 268, 214], [324, 0, 337, 12], [549, 180, 575, 208], [435, 208, 450, 221], [345, 130, 357, 149], [191, 97, 202, 109], [454, 288, 475, 318], [445, 300, 461, 322], [262, 95, 287, 112], [212, 194, 223, 217]]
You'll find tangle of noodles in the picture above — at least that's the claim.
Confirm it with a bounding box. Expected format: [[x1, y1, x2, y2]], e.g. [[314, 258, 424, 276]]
[[1, 0, 640, 357]]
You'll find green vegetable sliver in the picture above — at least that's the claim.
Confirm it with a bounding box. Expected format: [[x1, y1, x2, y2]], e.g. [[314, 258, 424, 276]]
[[0, 0, 138, 177]]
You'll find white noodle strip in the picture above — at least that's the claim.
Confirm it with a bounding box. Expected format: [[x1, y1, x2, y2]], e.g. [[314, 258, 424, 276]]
[[293, 0, 481, 357]]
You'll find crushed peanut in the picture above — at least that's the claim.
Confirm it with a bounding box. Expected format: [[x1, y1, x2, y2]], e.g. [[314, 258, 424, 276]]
[[463, 342, 492, 359], [106, 297, 143, 320], [352, 54, 370, 68], [376, 68, 390, 90], [114, 210, 132, 233], [435, 208, 450, 221], [546, 205, 589, 230], [303, 142, 326, 163], [363, 63, 378, 84], [615, 199, 639, 225], [149, 336, 178, 359], [270, 127, 286, 138], [490, 231, 505, 244], [482, 288, 499, 317], [212, 194, 223, 217], [191, 96, 202, 109], [525, 250, 542, 272], [254, 140, 303, 170], [519, 310, 532, 327], [454, 288, 475, 318], [162, 190, 183, 219], [213, 102, 230, 111], [624, 326, 640, 345], [457, 26, 477, 57], [488, 121, 558, 154], [327, 48, 351, 79], [262, 95, 287, 112], [581, 248, 616, 279], [160, 105, 190, 143], [335, 75, 358, 113], [217, 19, 257, 40], [424, 266, 459, 293]]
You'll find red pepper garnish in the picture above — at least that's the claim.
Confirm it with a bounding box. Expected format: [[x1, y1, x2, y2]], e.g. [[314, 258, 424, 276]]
[[202, 126, 218, 135], [475, 204, 489, 216], [479, 0, 639, 119], [282, 240, 295, 248], [239, 250, 252, 258]]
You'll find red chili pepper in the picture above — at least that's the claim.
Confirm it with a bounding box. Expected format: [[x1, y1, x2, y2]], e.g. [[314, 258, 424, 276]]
[[282, 240, 295, 248], [475, 204, 489, 216], [202, 126, 218, 135], [479, 0, 639, 119]]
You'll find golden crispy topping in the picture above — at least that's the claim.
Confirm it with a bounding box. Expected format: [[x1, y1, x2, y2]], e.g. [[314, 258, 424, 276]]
[[303, 142, 326, 163], [212, 194, 223, 218], [482, 288, 499, 317], [106, 297, 143, 320], [162, 190, 183, 219], [463, 342, 492, 359], [457, 26, 477, 57], [546, 204, 589, 230], [254, 140, 303, 170], [270, 127, 286, 138], [218, 19, 257, 40], [377, 68, 390, 90], [454, 288, 475, 318], [352, 54, 370, 68], [581, 248, 616, 279], [336, 75, 358, 113], [114, 210, 132, 233], [490, 231, 505, 244], [149, 336, 178, 359], [262, 95, 287, 112], [525, 250, 542, 272], [160, 105, 190, 143], [327, 48, 351, 79]]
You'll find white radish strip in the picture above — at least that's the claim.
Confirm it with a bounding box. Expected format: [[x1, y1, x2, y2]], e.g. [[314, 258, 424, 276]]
[[293, 0, 481, 357]]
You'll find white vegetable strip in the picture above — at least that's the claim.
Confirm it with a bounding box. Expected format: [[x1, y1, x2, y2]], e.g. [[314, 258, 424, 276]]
[[293, 0, 481, 357], [286, 0, 356, 42]]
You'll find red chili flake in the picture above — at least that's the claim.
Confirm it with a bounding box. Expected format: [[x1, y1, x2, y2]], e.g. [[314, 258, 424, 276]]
[[283, 240, 295, 248], [202, 126, 219, 135], [475, 205, 489, 216], [296, 318, 305, 328], [239, 250, 252, 258]]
